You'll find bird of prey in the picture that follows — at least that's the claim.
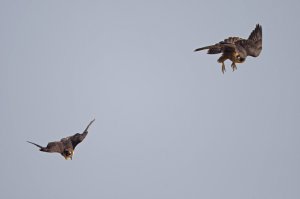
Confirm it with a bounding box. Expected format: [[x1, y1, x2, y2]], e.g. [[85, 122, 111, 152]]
[[194, 24, 262, 73], [27, 119, 95, 160]]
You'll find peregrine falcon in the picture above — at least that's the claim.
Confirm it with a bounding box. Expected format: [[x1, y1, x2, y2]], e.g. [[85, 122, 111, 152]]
[[27, 119, 95, 160], [194, 24, 262, 73]]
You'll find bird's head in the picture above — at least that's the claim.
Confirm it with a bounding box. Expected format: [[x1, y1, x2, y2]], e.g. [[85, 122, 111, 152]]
[[235, 55, 246, 63], [62, 149, 74, 160]]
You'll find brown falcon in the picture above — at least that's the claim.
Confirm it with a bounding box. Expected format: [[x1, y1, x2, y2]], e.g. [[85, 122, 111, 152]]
[[194, 24, 262, 73], [27, 119, 95, 160]]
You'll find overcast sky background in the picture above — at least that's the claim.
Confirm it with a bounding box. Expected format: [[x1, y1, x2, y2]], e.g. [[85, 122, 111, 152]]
[[1, 1, 300, 199]]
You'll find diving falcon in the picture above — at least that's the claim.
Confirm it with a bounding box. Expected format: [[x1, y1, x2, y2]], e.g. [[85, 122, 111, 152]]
[[27, 119, 95, 160], [194, 24, 262, 73]]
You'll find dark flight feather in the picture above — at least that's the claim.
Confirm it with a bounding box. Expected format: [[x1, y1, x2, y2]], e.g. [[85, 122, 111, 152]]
[[69, 119, 95, 149]]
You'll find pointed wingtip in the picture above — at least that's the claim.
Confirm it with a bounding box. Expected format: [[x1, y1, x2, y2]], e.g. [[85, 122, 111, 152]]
[[255, 24, 262, 31], [27, 141, 44, 149], [90, 118, 96, 125], [83, 119, 96, 133], [194, 47, 204, 52]]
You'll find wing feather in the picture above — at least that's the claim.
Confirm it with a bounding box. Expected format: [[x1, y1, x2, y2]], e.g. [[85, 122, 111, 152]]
[[69, 119, 95, 149], [248, 24, 262, 42], [45, 141, 64, 153], [194, 44, 226, 54], [195, 36, 242, 55], [194, 45, 220, 53], [241, 24, 262, 57], [27, 140, 64, 153], [222, 37, 242, 44]]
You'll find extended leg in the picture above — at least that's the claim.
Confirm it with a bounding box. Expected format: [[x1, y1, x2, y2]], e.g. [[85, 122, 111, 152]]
[[218, 56, 227, 74], [231, 62, 237, 72], [221, 62, 226, 74]]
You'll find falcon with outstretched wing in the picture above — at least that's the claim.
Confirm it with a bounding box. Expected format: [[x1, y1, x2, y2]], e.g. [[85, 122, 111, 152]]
[[27, 119, 95, 160], [194, 24, 262, 73]]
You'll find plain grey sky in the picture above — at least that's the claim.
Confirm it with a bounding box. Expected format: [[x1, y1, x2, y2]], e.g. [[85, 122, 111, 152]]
[[1, 0, 300, 199]]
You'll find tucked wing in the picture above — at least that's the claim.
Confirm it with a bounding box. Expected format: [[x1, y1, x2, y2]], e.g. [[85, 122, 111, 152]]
[[194, 44, 221, 54], [194, 43, 235, 54], [222, 37, 243, 44], [69, 119, 95, 149], [194, 37, 242, 54]]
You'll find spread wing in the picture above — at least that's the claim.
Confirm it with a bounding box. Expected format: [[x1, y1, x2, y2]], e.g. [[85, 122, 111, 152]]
[[248, 24, 262, 42], [27, 140, 64, 153], [237, 24, 262, 57], [45, 141, 64, 153], [68, 119, 95, 149]]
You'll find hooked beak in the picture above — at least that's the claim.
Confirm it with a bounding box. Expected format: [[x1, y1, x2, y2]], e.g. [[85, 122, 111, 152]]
[[64, 155, 72, 160]]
